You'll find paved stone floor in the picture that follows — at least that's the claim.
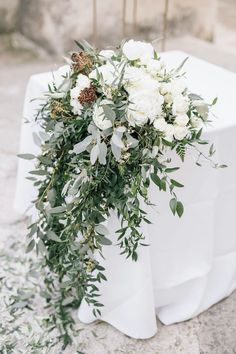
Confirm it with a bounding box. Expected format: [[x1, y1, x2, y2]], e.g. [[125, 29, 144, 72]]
[[1, 25, 236, 354]]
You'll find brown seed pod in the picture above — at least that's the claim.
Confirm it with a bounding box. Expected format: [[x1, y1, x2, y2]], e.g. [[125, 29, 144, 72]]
[[79, 86, 97, 105], [71, 52, 93, 72]]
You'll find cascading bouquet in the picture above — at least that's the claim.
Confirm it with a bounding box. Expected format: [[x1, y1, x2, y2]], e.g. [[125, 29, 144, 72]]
[[23, 39, 223, 344]]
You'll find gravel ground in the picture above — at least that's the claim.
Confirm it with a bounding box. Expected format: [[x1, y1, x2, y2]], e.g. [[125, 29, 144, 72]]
[[1, 3, 236, 351]]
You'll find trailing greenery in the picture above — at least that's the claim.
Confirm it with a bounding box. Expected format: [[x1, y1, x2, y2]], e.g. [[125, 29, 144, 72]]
[[19, 39, 225, 347]]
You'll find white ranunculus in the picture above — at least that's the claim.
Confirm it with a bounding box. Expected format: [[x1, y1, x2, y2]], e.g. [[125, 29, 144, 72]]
[[128, 91, 164, 126], [99, 49, 115, 59], [153, 117, 167, 131], [173, 125, 189, 140], [76, 74, 91, 90], [122, 39, 154, 63], [70, 86, 83, 115], [172, 95, 189, 115], [93, 105, 113, 130], [190, 115, 202, 128], [175, 114, 189, 127], [163, 124, 174, 142]]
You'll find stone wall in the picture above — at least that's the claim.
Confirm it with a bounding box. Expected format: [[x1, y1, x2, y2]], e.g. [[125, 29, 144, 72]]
[[0, 0, 218, 55]]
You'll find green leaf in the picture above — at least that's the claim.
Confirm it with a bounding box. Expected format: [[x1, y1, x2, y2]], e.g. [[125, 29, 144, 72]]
[[150, 173, 162, 189], [170, 179, 184, 188], [95, 224, 109, 235], [196, 128, 203, 139], [132, 251, 138, 261], [212, 97, 218, 106], [29, 170, 49, 176], [175, 56, 189, 72], [62, 296, 74, 306], [165, 167, 180, 173], [26, 239, 35, 253], [48, 206, 67, 214], [90, 144, 99, 165], [176, 201, 184, 217], [169, 198, 177, 215], [103, 105, 116, 121], [37, 239, 48, 256], [18, 153, 35, 160], [47, 230, 62, 242], [97, 235, 112, 245]]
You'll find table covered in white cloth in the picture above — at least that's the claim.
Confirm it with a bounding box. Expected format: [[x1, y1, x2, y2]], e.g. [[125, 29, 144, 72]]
[[14, 51, 236, 339]]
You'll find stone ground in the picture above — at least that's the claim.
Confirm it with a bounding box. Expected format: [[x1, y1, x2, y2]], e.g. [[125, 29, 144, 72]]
[[1, 2, 236, 353]]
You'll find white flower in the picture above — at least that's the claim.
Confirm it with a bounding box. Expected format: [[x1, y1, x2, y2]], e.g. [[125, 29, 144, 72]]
[[93, 105, 113, 130], [172, 95, 189, 115], [171, 77, 187, 96], [70, 86, 83, 115], [99, 50, 115, 59], [146, 59, 163, 75], [190, 115, 202, 128], [163, 124, 174, 142], [175, 114, 189, 127], [124, 66, 160, 95], [122, 39, 154, 63], [153, 117, 167, 131], [128, 91, 164, 126], [173, 125, 189, 140], [70, 74, 91, 115], [76, 74, 91, 90]]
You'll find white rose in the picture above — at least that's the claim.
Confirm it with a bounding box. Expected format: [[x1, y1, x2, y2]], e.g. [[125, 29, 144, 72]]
[[128, 91, 164, 126], [173, 125, 189, 140], [124, 66, 159, 94], [122, 39, 154, 63], [93, 105, 113, 130], [99, 49, 115, 59], [70, 86, 83, 115], [146, 59, 163, 75], [153, 117, 167, 131], [76, 74, 91, 90], [163, 124, 174, 142], [175, 114, 189, 127], [160, 82, 172, 95], [172, 95, 189, 115]]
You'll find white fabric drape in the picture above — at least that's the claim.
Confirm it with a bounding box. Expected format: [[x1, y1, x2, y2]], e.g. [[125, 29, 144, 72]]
[[14, 52, 236, 338]]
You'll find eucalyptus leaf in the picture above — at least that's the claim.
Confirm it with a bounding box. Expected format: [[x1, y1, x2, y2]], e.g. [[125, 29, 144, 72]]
[[47, 230, 62, 242], [18, 153, 35, 160], [73, 135, 93, 154], [90, 144, 100, 165]]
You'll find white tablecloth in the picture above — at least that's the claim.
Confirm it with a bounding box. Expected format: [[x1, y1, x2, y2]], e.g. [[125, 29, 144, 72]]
[[14, 51, 236, 339]]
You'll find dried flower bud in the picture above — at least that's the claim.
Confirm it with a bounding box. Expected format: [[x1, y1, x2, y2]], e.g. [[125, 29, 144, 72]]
[[50, 100, 65, 119], [79, 86, 96, 105], [71, 52, 93, 73]]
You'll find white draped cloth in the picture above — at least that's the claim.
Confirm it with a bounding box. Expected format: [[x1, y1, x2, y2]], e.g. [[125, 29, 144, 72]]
[[14, 51, 236, 338]]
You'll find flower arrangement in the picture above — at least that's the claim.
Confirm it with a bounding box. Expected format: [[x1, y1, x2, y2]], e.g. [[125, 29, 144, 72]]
[[21, 39, 224, 346]]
